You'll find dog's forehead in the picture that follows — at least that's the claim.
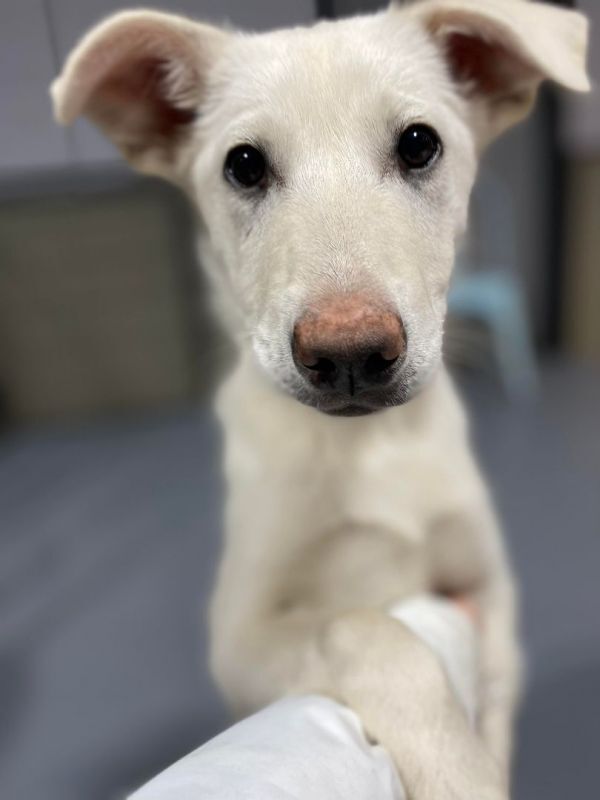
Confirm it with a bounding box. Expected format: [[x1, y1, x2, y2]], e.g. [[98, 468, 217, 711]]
[[207, 14, 451, 140]]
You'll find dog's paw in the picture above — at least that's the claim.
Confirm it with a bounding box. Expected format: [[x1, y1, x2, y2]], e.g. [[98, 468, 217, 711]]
[[316, 609, 451, 715]]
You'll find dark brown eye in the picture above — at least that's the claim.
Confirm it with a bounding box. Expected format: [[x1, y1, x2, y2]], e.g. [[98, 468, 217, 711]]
[[397, 125, 441, 170], [225, 145, 267, 188]]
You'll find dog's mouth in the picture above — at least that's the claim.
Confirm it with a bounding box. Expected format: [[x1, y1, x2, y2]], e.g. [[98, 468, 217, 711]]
[[296, 380, 416, 417], [326, 404, 381, 417]]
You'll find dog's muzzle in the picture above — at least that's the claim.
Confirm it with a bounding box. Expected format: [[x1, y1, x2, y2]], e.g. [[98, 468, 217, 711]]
[[292, 294, 408, 416]]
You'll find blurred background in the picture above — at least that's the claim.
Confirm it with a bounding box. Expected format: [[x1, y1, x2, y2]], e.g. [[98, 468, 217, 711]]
[[0, 1, 598, 798]]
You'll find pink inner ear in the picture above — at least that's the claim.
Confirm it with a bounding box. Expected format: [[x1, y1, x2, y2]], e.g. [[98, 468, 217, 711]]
[[92, 57, 197, 144], [445, 32, 534, 98]]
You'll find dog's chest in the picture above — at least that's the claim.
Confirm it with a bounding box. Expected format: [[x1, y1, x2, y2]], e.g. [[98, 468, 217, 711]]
[[224, 388, 476, 544], [318, 424, 469, 544], [221, 365, 484, 562], [274, 436, 487, 610], [221, 370, 490, 609]]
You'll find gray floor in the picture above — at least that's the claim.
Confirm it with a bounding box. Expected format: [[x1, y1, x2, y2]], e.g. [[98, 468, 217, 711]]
[[0, 361, 599, 800]]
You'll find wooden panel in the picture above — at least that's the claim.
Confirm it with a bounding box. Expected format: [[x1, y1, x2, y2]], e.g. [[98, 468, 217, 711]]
[[49, 0, 316, 165], [0, 1, 70, 173], [564, 158, 600, 358]]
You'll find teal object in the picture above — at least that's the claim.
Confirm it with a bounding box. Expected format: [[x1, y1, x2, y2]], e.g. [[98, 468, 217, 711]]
[[449, 169, 539, 401]]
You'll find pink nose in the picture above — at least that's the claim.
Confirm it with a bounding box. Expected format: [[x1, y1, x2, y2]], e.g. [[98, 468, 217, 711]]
[[293, 294, 406, 393]]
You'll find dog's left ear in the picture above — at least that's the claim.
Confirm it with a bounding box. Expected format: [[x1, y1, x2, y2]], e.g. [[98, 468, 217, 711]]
[[398, 0, 591, 146]]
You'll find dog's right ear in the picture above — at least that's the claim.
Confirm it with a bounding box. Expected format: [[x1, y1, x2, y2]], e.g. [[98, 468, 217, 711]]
[[51, 11, 230, 178]]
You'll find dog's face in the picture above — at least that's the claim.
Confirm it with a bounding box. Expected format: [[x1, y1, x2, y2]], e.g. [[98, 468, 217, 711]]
[[193, 18, 476, 414], [52, 1, 589, 415]]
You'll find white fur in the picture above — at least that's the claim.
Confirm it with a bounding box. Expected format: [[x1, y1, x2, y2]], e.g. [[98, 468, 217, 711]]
[[52, 2, 590, 796]]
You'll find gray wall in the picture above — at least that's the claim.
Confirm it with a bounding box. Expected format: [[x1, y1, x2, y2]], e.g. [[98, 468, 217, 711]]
[[0, 0, 315, 174]]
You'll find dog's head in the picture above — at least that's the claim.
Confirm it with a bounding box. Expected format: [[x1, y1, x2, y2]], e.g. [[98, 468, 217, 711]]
[[52, 1, 589, 415]]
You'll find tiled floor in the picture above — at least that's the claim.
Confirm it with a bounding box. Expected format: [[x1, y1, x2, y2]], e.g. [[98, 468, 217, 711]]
[[0, 361, 598, 800]]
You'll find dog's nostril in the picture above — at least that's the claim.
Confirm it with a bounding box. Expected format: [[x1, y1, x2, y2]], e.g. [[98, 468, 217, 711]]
[[304, 357, 337, 376], [364, 352, 398, 376]]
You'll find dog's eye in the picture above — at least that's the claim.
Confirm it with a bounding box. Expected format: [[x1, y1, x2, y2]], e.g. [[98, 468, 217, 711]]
[[397, 125, 441, 170], [224, 145, 267, 188]]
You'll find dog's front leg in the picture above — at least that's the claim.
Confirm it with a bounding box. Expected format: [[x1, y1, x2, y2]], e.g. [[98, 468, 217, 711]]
[[430, 497, 522, 784], [461, 501, 523, 781], [477, 567, 523, 780], [308, 609, 508, 800], [213, 604, 506, 799]]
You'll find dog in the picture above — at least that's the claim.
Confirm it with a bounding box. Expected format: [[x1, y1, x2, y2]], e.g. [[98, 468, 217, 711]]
[[52, 1, 590, 796]]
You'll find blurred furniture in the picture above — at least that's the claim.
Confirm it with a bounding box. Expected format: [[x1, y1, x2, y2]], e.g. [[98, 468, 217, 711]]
[[449, 272, 539, 401], [0, 173, 205, 423], [563, 157, 600, 358], [448, 169, 539, 401]]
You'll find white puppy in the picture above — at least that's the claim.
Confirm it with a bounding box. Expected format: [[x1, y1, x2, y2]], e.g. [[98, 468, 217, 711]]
[[52, 1, 590, 796]]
